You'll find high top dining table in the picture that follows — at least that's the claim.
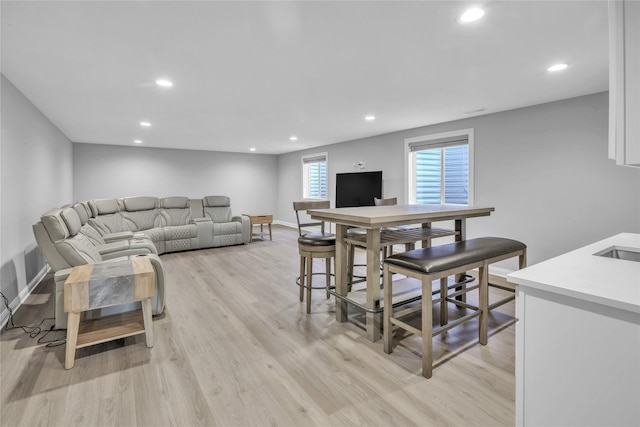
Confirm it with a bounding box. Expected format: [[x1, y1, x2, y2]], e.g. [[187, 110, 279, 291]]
[[308, 204, 495, 341]]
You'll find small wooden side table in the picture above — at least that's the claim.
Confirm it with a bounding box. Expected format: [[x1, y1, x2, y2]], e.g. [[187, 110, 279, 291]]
[[243, 214, 273, 242], [63, 257, 156, 369]]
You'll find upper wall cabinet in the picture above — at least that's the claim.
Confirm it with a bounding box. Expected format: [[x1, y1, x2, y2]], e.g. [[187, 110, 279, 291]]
[[609, 0, 640, 167]]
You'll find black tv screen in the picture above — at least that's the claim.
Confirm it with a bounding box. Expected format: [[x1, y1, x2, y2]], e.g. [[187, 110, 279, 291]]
[[335, 171, 382, 208]]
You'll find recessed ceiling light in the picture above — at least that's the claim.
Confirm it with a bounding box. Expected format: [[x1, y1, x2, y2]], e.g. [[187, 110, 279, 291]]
[[140, 121, 151, 127], [290, 136, 298, 141], [249, 147, 256, 152], [133, 139, 143, 144], [459, 7, 485, 23], [155, 79, 173, 87], [365, 115, 376, 121], [547, 63, 568, 72]]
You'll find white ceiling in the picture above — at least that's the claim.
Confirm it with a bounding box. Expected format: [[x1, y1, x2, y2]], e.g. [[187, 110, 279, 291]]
[[1, 1, 609, 155]]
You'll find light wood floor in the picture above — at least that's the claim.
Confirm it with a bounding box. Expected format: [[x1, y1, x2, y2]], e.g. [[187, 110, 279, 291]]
[[1, 226, 516, 426]]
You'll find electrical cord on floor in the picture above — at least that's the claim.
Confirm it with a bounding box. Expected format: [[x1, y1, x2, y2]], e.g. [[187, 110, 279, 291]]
[[1, 291, 66, 347]]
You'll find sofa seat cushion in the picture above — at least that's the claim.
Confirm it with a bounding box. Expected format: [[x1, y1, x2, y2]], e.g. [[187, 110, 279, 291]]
[[97, 239, 157, 258], [163, 225, 199, 252], [212, 222, 244, 246], [213, 222, 243, 235], [163, 224, 197, 240]]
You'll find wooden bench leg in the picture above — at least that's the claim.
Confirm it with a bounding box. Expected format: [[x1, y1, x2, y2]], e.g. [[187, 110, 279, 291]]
[[439, 277, 449, 326], [421, 275, 434, 379], [65, 311, 81, 369], [383, 264, 393, 354], [479, 263, 489, 345]]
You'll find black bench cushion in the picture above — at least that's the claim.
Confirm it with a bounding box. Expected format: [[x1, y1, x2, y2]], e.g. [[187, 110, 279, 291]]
[[298, 232, 336, 247], [384, 237, 526, 274]]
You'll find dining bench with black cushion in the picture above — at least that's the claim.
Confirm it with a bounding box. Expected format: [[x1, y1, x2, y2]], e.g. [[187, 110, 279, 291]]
[[382, 237, 526, 378]]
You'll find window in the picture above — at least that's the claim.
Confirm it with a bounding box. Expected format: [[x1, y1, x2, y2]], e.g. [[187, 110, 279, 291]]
[[302, 153, 327, 199], [405, 129, 473, 205]]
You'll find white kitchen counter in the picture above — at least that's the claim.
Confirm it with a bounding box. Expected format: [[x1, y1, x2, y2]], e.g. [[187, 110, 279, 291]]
[[507, 233, 640, 427], [508, 232, 640, 313]]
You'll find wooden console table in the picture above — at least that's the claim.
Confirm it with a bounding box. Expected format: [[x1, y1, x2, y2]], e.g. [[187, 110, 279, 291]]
[[243, 213, 273, 242], [63, 257, 156, 369]]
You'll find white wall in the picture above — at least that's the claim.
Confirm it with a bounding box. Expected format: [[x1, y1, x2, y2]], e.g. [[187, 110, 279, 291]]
[[0, 74, 73, 324], [73, 143, 278, 216], [276, 92, 640, 267]]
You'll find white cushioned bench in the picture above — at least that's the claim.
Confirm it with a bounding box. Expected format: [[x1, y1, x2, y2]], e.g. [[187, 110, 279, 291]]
[[382, 237, 526, 378]]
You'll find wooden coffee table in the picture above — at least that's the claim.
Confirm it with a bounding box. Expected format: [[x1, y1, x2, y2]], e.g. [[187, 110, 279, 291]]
[[243, 214, 273, 242], [63, 257, 156, 369]]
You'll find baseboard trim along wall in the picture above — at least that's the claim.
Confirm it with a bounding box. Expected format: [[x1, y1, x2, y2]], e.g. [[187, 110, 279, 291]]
[[0, 265, 49, 329]]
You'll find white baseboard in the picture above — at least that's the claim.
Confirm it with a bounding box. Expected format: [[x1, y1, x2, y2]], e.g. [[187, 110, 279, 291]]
[[0, 265, 49, 329], [273, 220, 297, 229], [273, 220, 323, 234], [489, 265, 514, 278]]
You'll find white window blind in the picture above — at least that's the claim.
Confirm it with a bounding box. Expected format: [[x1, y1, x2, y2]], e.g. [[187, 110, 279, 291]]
[[302, 153, 327, 199], [406, 131, 472, 205]]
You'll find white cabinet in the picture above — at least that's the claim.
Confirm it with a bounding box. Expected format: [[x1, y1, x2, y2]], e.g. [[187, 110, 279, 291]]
[[609, 0, 640, 167], [514, 286, 639, 426], [508, 234, 640, 427]]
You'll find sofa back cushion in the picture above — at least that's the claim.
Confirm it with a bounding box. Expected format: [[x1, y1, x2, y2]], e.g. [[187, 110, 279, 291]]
[[122, 196, 158, 212], [89, 198, 120, 217], [60, 208, 82, 236], [71, 203, 105, 245], [89, 213, 130, 235], [48, 207, 104, 265], [40, 209, 70, 242], [121, 196, 164, 231], [160, 197, 193, 226], [161, 196, 189, 209], [73, 203, 90, 224], [202, 195, 232, 223]]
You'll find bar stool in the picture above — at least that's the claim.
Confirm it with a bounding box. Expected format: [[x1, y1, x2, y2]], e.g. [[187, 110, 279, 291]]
[[293, 201, 335, 313]]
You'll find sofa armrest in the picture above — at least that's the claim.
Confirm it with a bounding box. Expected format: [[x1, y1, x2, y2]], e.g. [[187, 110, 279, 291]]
[[103, 231, 134, 242], [97, 240, 129, 255], [234, 215, 251, 243], [191, 218, 210, 223], [191, 218, 214, 248]]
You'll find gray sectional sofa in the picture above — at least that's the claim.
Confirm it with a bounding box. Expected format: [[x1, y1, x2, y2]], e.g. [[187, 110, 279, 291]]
[[33, 195, 250, 328]]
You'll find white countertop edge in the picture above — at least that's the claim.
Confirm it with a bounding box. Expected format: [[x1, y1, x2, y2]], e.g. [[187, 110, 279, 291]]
[[509, 275, 640, 314], [507, 233, 640, 313]]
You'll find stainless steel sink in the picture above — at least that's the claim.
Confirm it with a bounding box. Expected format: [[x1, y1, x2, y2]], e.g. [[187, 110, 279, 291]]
[[594, 246, 640, 262]]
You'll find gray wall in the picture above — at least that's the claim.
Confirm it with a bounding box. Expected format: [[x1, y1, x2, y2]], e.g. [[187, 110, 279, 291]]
[[3, 82, 640, 325], [1, 74, 73, 324], [73, 143, 278, 216], [277, 92, 640, 267]]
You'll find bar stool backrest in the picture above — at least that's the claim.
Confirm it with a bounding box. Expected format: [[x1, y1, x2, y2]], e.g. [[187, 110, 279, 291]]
[[293, 201, 330, 236]]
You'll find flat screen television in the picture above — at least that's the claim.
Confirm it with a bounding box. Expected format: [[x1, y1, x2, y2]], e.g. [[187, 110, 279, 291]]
[[335, 171, 383, 208]]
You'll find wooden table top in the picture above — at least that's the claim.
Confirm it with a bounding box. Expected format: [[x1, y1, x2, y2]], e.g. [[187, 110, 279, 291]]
[[308, 204, 495, 228]]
